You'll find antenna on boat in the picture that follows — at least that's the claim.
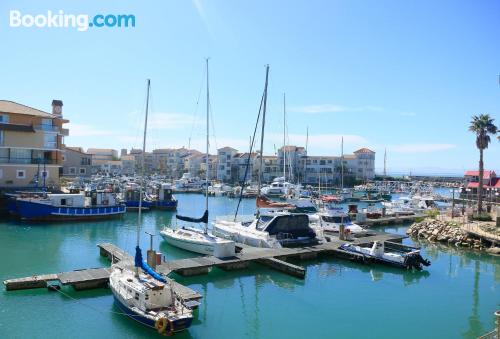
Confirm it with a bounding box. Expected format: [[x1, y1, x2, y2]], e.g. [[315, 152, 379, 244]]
[[205, 58, 210, 234], [136, 79, 150, 278]]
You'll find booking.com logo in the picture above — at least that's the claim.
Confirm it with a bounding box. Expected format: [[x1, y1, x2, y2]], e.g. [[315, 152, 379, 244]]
[[9, 10, 135, 31]]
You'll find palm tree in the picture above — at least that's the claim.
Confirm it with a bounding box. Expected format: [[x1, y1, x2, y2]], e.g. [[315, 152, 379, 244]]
[[468, 114, 497, 212]]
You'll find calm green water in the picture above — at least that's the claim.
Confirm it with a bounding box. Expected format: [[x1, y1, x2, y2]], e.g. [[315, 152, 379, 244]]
[[0, 194, 498, 339]]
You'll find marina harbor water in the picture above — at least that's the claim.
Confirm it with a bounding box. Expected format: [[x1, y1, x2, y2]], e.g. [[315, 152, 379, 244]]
[[0, 194, 498, 339]]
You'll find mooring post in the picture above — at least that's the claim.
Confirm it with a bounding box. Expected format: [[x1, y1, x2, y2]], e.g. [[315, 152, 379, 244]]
[[145, 232, 157, 269]]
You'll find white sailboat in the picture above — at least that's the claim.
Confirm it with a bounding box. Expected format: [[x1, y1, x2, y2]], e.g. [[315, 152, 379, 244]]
[[161, 59, 235, 258], [109, 80, 193, 336]]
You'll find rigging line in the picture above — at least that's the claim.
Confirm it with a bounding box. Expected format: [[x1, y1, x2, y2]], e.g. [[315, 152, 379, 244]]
[[189, 64, 206, 148], [233, 90, 266, 221], [208, 99, 218, 153], [52, 286, 155, 329]]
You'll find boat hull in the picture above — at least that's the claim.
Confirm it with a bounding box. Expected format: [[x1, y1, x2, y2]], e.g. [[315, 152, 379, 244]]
[[154, 200, 178, 211], [112, 290, 192, 333], [162, 233, 214, 255], [11, 199, 126, 222]]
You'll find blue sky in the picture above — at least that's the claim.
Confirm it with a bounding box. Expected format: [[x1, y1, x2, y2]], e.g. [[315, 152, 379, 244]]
[[1, 0, 499, 175]]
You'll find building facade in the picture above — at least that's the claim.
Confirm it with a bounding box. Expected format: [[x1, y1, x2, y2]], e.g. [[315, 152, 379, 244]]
[[0, 100, 68, 188], [62, 147, 92, 177]]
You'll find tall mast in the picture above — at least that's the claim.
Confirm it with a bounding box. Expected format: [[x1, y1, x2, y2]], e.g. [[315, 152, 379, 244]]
[[341, 136, 344, 189], [205, 58, 209, 234], [257, 65, 270, 197], [383, 148, 387, 177], [283, 93, 286, 181], [136, 79, 150, 277], [304, 126, 308, 184]]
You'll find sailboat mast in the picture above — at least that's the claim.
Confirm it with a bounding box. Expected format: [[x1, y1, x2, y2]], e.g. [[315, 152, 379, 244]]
[[304, 126, 308, 184], [205, 58, 210, 234], [341, 136, 344, 189], [257, 65, 270, 196], [136, 79, 150, 276], [383, 148, 387, 177], [283, 93, 286, 181]]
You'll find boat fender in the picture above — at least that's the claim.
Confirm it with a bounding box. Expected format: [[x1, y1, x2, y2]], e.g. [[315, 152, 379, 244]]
[[155, 317, 167, 334]]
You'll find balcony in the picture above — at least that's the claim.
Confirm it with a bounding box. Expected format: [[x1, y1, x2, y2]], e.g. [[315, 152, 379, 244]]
[[60, 128, 69, 136], [34, 124, 60, 132], [0, 157, 57, 165]]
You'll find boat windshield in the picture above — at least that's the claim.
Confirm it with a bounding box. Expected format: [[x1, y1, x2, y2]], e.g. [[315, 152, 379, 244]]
[[256, 215, 273, 230], [322, 215, 351, 224]]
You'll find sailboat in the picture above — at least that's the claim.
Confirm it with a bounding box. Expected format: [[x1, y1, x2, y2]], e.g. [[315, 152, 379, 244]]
[[160, 59, 235, 257], [109, 80, 193, 336], [213, 66, 320, 248]]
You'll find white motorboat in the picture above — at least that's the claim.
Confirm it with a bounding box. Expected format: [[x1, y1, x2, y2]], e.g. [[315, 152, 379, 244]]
[[213, 212, 320, 248], [161, 59, 235, 258], [339, 241, 431, 271], [317, 208, 365, 234], [261, 177, 294, 196]]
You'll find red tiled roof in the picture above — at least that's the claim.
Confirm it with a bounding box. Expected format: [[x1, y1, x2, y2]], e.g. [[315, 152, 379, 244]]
[[464, 170, 495, 179], [354, 148, 375, 154], [467, 178, 500, 189]]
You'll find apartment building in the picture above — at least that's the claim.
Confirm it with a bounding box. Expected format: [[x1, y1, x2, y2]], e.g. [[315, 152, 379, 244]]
[[217, 147, 238, 182], [130, 149, 154, 173], [0, 100, 68, 188], [62, 147, 92, 177], [87, 148, 118, 161], [200, 155, 218, 180]]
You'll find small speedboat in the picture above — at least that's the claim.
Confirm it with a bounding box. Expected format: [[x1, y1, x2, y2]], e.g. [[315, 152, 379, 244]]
[[339, 241, 431, 271]]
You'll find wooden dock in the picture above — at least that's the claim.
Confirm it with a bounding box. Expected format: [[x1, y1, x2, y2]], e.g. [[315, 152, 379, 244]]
[[357, 213, 425, 227], [4, 230, 407, 298]]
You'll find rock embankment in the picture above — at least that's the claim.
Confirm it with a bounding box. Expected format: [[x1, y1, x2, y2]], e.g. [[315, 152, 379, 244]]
[[407, 220, 487, 250]]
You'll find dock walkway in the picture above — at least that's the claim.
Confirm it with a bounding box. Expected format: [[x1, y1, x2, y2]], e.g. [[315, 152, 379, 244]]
[[4, 231, 406, 296]]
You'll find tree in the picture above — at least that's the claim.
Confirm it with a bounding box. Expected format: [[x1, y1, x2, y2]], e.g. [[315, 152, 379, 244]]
[[468, 114, 497, 212]]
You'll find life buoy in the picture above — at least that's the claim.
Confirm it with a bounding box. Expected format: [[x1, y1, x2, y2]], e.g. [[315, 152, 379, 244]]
[[155, 317, 174, 336], [155, 317, 167, 334]]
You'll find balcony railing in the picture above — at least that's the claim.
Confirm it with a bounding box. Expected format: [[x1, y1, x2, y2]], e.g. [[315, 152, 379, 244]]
[[34, 124, 60, 132], [0, 157, 57, 164]]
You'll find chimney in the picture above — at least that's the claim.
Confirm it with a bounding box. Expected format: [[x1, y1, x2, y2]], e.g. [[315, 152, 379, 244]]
[[51, 100, 63, 116]]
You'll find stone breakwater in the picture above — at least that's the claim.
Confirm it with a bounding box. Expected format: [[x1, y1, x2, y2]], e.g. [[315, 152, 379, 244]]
[[407, 220, 498, 253]]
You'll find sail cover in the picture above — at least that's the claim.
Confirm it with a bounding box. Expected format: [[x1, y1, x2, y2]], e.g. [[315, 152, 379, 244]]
[[256, 195, 295, 209], [135, 246, 166, 282], [176, 210, 208, 223]]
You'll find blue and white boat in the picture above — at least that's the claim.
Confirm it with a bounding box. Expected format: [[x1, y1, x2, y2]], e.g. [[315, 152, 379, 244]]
[[153, 183, 178, 210], [110, 79, 193, 336], [8, 190, 125, 221], [109, 247, 193, 335], [122, 184, 154, 210]]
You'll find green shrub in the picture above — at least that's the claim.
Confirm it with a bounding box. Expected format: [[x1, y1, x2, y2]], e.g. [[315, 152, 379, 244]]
[[426, 209, 440, 219], [472, 213, 492, 221]]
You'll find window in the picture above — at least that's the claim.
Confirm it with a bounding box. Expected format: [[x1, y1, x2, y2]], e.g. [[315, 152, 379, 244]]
[[80, 168, 86, 174], [62, 155, 66, 162], [0, 115, 9, 123], [16, 170, 25, 179], [0, 130, 3, 146], [69, 167, 76, 174], [10, 149, 31, 163], [44, 134, 57, 148], [0, 169, 2, 178]]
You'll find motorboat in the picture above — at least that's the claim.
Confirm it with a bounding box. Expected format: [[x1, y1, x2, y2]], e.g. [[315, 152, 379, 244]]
[[339, 241, 431, 271], [8, 190, 125, 221], [316, 208, 365, 234], [213, 212, 320, 248]]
